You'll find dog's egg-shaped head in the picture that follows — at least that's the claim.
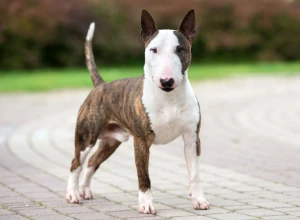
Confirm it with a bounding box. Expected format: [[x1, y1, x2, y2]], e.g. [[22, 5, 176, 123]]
[[141, 9, 196, 92]]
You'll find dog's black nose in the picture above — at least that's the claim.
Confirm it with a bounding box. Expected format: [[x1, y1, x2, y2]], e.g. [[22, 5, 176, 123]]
[[160, 78, 174, 88]]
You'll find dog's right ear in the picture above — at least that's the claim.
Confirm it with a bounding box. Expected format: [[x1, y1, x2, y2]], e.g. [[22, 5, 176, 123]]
[[141, 9, 158, 42]]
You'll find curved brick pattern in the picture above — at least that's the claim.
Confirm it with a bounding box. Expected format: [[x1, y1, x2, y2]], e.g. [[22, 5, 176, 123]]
[[0, 76, 300, 219]]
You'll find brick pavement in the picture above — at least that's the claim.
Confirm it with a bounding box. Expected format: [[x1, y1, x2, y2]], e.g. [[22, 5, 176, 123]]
[[0, 76, 300, 219]]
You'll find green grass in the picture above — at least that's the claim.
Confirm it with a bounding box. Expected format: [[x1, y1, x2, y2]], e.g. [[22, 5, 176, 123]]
[[0, 62, 299, 92]]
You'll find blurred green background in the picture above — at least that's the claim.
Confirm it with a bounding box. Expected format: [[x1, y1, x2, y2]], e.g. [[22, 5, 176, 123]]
[[0, 0, 300, 92]]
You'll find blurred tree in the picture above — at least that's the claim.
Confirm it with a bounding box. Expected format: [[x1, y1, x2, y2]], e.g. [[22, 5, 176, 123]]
[[0, 0, 299, 69]]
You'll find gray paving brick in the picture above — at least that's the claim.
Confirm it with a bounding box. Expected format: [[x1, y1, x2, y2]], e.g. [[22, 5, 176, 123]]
[[186, 207, 230, 215], [17, 208, 58, 216], [158, 198, 190, 206], [54, 206, 96, 214], [0, 215, 28, 220], [91, 203, 132, 212], [0, 196, 32, 204], [210, 199, 245, 207], [156, 209, 195, 218], [133, 217, 165, 220], [172, 216, 215, 220], [108, 210, 151, 218], [237, 208, 284, 217], [224, 205, 259, 211], [0, 209, 14, 215], [289, 211, 300, 217], [248, 201, 294, 209], [208, 213, 256, 220], [276, 207, 300, 213], [69, 212, 116, 220], [0, 191, 20, 197], [40, 200, 80, 208], [31, 215, 74, 220], [288, 199, 300, 206], [261, 215, 300, 220]]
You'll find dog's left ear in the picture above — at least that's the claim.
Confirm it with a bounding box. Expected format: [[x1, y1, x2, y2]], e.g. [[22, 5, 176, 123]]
[[179, 9, 196, 43]]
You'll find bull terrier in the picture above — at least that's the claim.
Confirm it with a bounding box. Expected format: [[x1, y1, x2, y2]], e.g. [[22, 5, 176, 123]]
[[66, 9, 210, 214]]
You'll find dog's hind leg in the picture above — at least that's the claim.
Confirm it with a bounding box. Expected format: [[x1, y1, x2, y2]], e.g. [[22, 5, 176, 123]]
[[66, 143, 93, 204], [66, 111, 105, 204], [79, 138, 121, 200]]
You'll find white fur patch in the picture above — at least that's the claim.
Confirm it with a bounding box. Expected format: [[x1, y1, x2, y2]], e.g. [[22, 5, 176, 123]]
[[138, 189, 156, 214], [86, 22, 95, 41], [66, 166, 81, 203], [144, 30, 183, 89], [79, 166, 95, 200], [80, 146, 92, 163]]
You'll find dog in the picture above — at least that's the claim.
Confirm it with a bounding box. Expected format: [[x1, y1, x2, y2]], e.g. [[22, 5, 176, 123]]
[[66, 9, 210, 214]]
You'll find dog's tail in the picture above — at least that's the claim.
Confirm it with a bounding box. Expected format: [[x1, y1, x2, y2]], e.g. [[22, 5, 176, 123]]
[[85, 22, 105, 87]]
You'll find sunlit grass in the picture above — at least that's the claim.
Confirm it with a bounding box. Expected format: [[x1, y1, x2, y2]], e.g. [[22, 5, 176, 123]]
[[0, 62, 299, 92]]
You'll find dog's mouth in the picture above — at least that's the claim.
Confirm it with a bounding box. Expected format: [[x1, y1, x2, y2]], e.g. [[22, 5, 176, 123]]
[[161, 88, 174, 92]]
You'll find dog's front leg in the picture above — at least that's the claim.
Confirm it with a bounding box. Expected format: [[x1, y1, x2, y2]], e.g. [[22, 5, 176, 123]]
[[134, 136, 156, 215], [183, 132, 210, 210]]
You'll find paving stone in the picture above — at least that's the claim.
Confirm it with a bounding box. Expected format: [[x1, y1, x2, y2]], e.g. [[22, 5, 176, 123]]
[[185, 207, 230, 215], [0, 215, 28, 220], [237, 208, 284, 217], [54, 206, 96, 214], [248, 201, 294, 208], [0, 196, 32, 204], [158, 198, 190, 206], [0, 191, 20, 197], [261, 215, 300, 220], [276, 207, 300, 213], [69, 212, 116, 220], [133, 217, 165, 220], [31, 215, 74, 220], [208, 213, 256, 220], [108, 210, 151, 218], [172, 216, 215, 220], [0, 209, 15, 215], [91, 203, 132, 212], [40, 200, 80, 208], [287, 199, 300, 206], [288, 211, 300, 217], [17, 208, 58, 216], [210, 199, 245, 207], [156, 209, 196, 218]]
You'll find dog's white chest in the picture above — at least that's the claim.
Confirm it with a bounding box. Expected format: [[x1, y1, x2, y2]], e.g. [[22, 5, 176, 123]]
[[142, 79, 199, 145], [148, 105, 191, 144]]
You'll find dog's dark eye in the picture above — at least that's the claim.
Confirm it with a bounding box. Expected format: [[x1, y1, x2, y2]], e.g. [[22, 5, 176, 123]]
[[177, 47, 184, 53], [150, 48, 157, 53]]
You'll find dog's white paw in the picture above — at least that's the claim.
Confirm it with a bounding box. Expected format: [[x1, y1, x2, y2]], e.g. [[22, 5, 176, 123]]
[[138, 189, 156, 215], [79, 185, 93, 200], [192, 196, 210, 210], [66, 189, 81, 204], [139, 203, 156, 214]]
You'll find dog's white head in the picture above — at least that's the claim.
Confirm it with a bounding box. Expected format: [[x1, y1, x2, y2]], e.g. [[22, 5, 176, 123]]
[[141, 10, 196, 92]]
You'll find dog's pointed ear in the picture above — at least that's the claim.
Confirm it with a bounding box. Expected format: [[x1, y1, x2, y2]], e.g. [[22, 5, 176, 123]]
[[179, 9, 196, 43], [141, 9, 158, 42]]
